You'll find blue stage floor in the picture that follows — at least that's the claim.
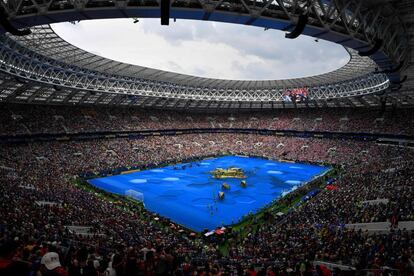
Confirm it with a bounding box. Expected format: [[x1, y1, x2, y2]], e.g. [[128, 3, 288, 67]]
[[88, 156, 329, 231]]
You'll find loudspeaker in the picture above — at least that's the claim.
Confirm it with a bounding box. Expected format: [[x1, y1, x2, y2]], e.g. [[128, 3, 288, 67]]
[[160, 0, 170, 25], [285, 14, 308, 39]]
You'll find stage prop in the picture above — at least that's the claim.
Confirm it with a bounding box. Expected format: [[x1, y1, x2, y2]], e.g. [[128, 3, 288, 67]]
[[222, 183, 230, 189], [211, 167, 246, 179]]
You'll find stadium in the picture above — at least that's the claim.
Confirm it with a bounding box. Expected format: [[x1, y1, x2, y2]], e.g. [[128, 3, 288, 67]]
[[0, 0, 413, 275]]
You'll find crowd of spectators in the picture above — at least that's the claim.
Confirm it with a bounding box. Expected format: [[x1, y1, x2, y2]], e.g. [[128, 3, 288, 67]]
[[0, 131, 413, 275], [1, 104, 414, 136]]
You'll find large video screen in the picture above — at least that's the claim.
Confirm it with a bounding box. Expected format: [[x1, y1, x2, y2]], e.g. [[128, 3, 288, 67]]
[[282, 88, 309, 102]]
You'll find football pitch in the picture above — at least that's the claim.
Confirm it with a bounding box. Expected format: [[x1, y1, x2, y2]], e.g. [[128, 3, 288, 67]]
[[88, 156, 329, 231]]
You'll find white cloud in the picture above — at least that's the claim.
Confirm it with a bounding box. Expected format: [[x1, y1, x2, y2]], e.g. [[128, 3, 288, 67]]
[[52, 18, 349, 80]]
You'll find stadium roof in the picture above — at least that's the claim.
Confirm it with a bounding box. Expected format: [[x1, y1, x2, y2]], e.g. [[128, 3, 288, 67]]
[[0, 0, 412, 109], [12, 25, 376, 89]]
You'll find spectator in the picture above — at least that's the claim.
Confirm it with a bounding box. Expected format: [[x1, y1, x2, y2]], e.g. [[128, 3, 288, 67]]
[[0, 240, 31, 276], [40, 252, 68, 276]]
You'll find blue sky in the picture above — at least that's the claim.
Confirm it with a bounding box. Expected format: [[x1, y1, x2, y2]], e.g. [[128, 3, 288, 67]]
[[52, 19, 349, 80]]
